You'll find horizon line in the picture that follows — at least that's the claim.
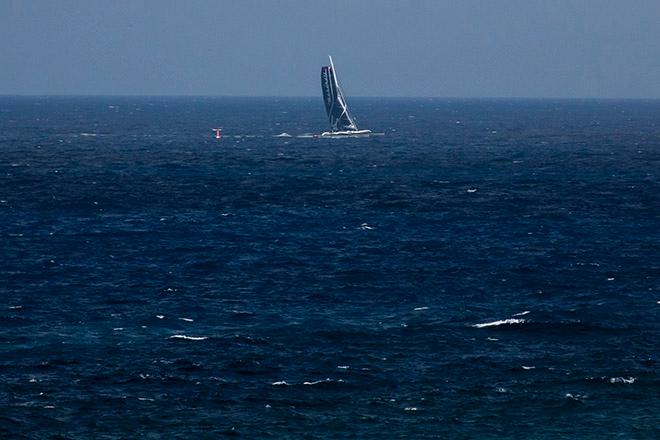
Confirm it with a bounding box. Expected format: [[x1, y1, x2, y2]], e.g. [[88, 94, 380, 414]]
[[1, 93, 659, 101]]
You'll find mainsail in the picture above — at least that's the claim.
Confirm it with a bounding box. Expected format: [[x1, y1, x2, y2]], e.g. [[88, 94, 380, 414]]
[[321, 56, 358, 132]]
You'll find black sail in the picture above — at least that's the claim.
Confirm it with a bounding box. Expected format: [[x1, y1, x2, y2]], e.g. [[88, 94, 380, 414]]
[[321, 58, 358, 132]]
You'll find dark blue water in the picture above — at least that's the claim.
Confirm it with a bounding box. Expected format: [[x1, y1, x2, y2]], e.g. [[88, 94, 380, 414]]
[[1, 96, 659, 438]]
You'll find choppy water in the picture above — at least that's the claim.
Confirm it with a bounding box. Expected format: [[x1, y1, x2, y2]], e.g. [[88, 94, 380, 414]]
[[1, 96, 659, 438]]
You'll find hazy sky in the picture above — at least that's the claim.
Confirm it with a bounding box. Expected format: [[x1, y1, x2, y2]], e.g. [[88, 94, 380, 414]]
[[1, 0, 660, 98]]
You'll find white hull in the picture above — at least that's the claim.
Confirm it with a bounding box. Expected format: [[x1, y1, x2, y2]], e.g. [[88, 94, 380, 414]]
[[321, 129, 373, 137]]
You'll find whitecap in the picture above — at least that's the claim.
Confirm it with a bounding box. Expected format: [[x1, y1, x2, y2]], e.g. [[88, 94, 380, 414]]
[[404, 407, 418, 411], [486, 337, 499, 341], [274, 132, 292, 138], [156, 315, 164, 319], [521, 366, 536, 370], [9, 305, 22, 309], [303, 378, 344, 386], [360, 223, 374, 230], [467, 188, 478, 193], [337, 365, 350, 370], [179, 317, 194, 322], [513, 311, 530, 316], [271, 381, 290, 386], [413, 307, 429, 311], [138, 397, 155, 401], [169, 334, 208, 341], [473, 318, 526, 328], [609, 376, 635, 384]]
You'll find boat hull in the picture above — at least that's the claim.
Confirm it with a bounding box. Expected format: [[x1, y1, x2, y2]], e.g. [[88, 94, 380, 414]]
[[321, 129, 373, 137]]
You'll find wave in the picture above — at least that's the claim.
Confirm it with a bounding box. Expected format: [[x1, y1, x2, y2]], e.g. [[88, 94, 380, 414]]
[[168, 334, 208, 341], [473, 318, 526, 328], [609, 376, 635, 384], [303, 378, 344, 386], [271, 378, 345, 387]]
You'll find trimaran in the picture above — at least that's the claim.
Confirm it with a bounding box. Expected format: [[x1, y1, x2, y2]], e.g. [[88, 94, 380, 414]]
[[320, 56, 372, 137]]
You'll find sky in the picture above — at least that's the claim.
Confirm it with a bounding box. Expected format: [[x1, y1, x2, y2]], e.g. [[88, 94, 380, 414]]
[[1, 0, 660, 98]]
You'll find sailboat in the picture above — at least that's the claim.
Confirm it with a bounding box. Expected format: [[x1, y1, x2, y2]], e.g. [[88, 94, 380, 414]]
[[320, 56, 372, 137]]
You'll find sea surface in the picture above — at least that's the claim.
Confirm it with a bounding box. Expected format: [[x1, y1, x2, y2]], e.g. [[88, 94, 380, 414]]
[[1, 96, 659, 439]]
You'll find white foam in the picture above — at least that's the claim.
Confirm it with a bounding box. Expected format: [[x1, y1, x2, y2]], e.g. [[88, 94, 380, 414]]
[[9, 305, 22, 309], [413, 307, 429, 311], [486, 337, 499, 341], [274, 132, 292, 138], [467, 188, 477, 193], [169, 334, 208, 341], [138, 397, 155, 401], [609, 376, 635, 384], [360, 223, 374, 230], [521, 366, 536, 370], [271, 381, 290, 386], [473, 318, 526, 328], [337, 365, 350, 370], [179, 317, 194, 322], [404, 407, 419, 411], [303, 378, 344, 386], [80, 133, 97, 137], [513, 311, 530, 316], [156, 315, 164, 319]]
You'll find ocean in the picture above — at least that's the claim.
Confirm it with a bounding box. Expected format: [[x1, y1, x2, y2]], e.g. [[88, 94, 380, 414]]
[[1, 96, 659, 438]]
